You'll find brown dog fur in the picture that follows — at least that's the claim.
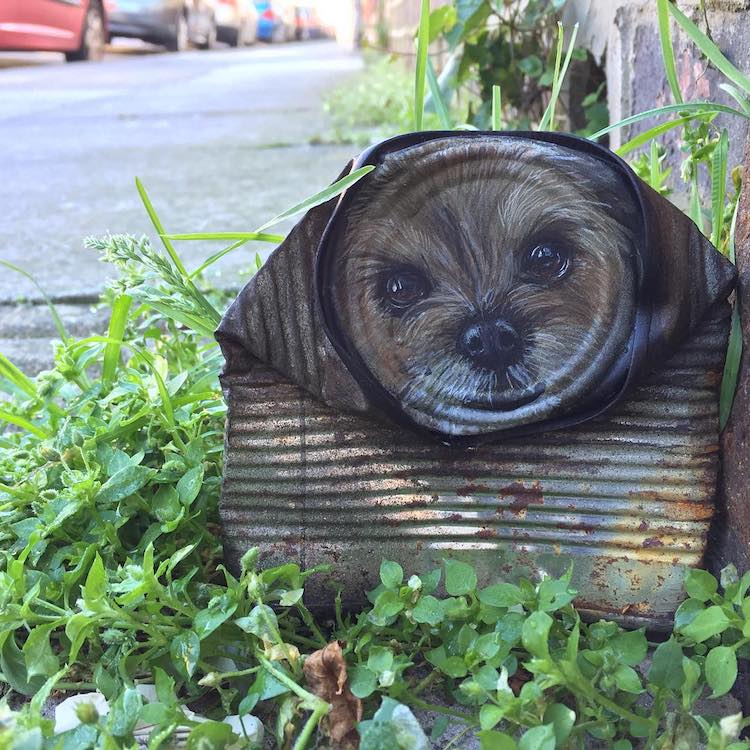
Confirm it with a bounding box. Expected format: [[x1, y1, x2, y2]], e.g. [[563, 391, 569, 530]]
[[330, 137, 640, 436]]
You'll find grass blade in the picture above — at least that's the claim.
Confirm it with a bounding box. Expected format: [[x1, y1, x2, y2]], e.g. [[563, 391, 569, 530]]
[[0, 408, 49, 438], [0, 261, 68, 343], [689, 173, 704, 234], [135, 178, 221, 329], [135, 177, 189, 278], [719, 83, 750, 116], [649, 141, 659, 188], [492, 85, 502, 131], [657, 0, 683, 104], [190, 240, 248, 279], [590, 101, 749, 141], [539, 23, 579, 132], [615, 114, 712, 156], [426, 57, 452, 129], [255, 166, 375, 233], [102, 294, 132, 384], [158, 233, 283, 278], [710, 128, 729, 248], [720, 304, 742, 430], [669, 2, 750, 96], [414, 0, 431, 131], [163, 232, 284, 243], [0, 352, 37, 399]]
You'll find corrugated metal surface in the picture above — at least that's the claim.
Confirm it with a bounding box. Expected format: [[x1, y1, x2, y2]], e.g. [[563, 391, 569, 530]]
[[220, 305, 730, 627]]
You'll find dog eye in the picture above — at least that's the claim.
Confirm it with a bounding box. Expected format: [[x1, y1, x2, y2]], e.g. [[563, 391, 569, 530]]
[[522, 244, 571, 282], [382, 268, 431, 313]]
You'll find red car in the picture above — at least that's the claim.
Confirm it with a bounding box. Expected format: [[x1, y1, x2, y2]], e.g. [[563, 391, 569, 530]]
[[0, 0, 107, 62]]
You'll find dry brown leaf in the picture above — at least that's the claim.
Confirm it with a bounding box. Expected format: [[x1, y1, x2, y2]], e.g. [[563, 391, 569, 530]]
[[303, 640, 362, 749]]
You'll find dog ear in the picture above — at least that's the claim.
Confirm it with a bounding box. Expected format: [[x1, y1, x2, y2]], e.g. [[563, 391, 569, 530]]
[[215, 161, 371, 415], [638, 180, 737, 364]]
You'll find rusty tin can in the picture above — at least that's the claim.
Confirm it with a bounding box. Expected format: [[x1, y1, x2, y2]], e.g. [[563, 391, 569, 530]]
[[216, 132, 736, 627]]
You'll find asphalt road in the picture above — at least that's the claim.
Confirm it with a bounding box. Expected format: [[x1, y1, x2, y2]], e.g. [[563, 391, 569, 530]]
[[0, 40, 360, 372]]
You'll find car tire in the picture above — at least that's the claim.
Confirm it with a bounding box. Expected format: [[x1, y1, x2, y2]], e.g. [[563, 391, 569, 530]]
[[167, 13, 189, 52], [65, 1, 106, 62]]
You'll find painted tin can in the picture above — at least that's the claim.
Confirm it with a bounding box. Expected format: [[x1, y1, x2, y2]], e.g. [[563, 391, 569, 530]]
[[216, 132, 736, 626]]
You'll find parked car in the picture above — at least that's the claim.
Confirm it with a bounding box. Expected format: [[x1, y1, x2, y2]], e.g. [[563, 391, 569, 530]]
[[0, 0, 108, 61], [293, 5, 325, 40], [215, 0, 257, 46], [106, 0, 217, 51], [253, 1, 293, 43]]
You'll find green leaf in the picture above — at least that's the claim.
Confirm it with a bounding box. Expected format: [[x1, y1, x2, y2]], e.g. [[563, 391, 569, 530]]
[[0, 408, 50, 438], [0, 260, 68, 342], [170, 630, 200, 678], [22, 624, 59, 679], [685, 568, 719, 602], [544, 703, 576, 744], [426, 646, 468, 678], [611, 628, 648, 666], [720, 288, 742, 430], [656, 0, 683, 103], [444, 559, 477, 596], [95, 464, 155, 504], [426, 58, 453, 130], [368, 646, 394, 674], [705, 645, 738, 697], [614, 664, 643, 694], [680, 605, 730, 642], [537, 577, 576, 612], [519, 724, 555, 750], [108, 687, 143, 737], [414, 0, 430, 130], [478, 583, 523, 608], [177, 466, 204, 507], [236, 604, 278, 640], [102, 294, 132, 384], [518, 55, 543, 78], [279, 588, 304, 606], [539, 23, 579, 132], [492, 85, 502, 131], [0, 634, 45, 695], [255, 165, 375, 233], [350, 665, 378, 698], [380, 560, 404, 589], [428, 5, 456, 42], [668, 2, 750, 96], [83, 553, 106, 602], [480, 704, 506, 731], [522, 611, 553, 658], [479, 730, 517, 750], [649, 638, 684, 689], [194, 593, 238, 640], [590, 101, 749, 142], [185, 721, 237, 750], [710, 128, 729, 248], [65, 613, 91, 662], [411, 595, 443, 626]]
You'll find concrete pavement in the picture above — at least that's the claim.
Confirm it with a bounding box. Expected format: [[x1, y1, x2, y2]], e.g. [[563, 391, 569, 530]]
[[0, 40, 361, 373]]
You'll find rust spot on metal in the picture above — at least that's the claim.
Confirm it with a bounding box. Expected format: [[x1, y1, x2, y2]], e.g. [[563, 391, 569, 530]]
[[476, 528, 497, 539], [499, 481, 544, 510], [643, 537, 665, 548], [456, 483, 491, 496]]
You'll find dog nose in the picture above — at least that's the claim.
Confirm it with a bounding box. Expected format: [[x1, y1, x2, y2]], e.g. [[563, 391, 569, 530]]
[[458, 318, 522, 370]]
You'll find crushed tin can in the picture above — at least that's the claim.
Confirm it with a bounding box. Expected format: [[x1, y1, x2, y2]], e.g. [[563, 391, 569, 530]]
[[216, 131, 736, 627]]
